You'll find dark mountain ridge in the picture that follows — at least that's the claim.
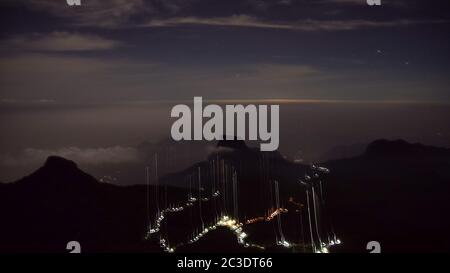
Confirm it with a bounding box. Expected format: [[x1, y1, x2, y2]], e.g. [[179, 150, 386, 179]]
[[0, 156, 158, 252], [324, 139, 450, 252], [1, 139, 449, 253]]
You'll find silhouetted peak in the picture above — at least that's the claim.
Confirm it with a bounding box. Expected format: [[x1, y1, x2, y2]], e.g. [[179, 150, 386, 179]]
[[364, 139, 447, 158], [16, 156, 98, 187], [44, 156, 78, 171], [217, 135, 248, 150]]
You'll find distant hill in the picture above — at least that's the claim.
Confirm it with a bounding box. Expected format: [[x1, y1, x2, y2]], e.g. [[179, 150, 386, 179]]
[[0, 141, 322, 253], [1, 139, 449, 253], [157, 138, 322, 251], [0, 156, 160, 253], [324, 139, 450, 252]]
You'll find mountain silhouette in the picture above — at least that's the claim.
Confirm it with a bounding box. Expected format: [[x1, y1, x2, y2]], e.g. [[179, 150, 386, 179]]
[[1, 139, 449, 253], [154, 137, 327, 252], [0, 156, 158, 252], [324, 139, 450, 252], [0, 139, 329, 253], [20, 156, 97, 188], [217, 135, 249, 151], [365, 139, 450, 158]]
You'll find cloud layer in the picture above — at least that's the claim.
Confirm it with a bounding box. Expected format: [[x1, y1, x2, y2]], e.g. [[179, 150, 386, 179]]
[[0, 52, 325, 102], [0, 146, 139, 166], [1, 32, 121, 52], [3, 0, 449, 29], [143, 15, 445, 31]]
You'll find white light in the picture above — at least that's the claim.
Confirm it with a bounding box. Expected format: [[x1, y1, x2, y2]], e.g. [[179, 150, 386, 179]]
[[278, 240, 291, 248]]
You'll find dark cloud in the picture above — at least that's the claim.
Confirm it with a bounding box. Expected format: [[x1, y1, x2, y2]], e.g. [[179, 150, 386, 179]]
[[0, 31, 121, 51], [142, 15, 447, 31], [2, 0, 449, 29]]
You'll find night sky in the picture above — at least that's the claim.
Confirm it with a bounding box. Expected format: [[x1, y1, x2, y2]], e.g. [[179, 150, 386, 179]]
[[0, 0, 449, 182], [1, 0, 449, 102]]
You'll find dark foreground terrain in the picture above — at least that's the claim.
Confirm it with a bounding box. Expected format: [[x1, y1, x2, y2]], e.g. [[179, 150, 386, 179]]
[[0, 139, 449, 253]]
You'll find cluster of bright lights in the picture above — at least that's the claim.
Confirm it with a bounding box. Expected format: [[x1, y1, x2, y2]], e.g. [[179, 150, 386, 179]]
[[189, 225, 217, 243], [328, 238, 341, 246], [146, 192, 224, 251], [217, 216, 238, 227], [166, 206, 184, 212], [268, 208, 288, 220], [146, 205, 186, 237], [217, 216, 250, 246], [245, 216, 265, 225], [315, 247, 329, 253], [245, 208, 288, 225], [159, 238, 175, 253], [146, 212, 165, 236], [143, 176, 341, 254], [187, 216, 254, 248], [314, 239, 341, 253], [277, 240, 291, 248], [148, 209, 340, 253]]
